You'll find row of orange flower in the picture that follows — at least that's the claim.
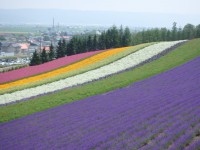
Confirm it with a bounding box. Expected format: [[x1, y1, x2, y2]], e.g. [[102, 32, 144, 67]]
[[0, 47, 130, 91]]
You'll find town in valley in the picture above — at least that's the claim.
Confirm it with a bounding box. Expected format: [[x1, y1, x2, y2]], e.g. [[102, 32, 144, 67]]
[[0, 22, 107, 69]]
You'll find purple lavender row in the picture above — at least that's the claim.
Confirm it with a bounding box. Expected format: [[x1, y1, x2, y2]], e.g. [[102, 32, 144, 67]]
[[184, 135, 200, 150], [0, 56, 200, 149], [94, 100, 200, 149]]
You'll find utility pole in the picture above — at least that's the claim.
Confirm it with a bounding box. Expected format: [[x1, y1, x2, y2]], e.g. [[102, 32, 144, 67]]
[[58, 23, 60, 32], [53, 18, 55, 31]]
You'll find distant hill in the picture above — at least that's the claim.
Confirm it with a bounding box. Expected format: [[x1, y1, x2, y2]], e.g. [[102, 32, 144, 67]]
[[0, 9, 199, 27]]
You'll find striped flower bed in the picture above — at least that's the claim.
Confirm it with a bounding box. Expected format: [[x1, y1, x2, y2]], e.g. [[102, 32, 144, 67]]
[[0, 50, 104, 83], [1, 48, 199, 149], [0, 47, 130, 90], [0, 40, 186, 105]]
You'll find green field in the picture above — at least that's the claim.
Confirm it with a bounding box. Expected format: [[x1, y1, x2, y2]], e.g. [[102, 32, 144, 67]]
[[0, 39, 200, 123], [0, 25, 46, 33], [0, 64, 28, 73]]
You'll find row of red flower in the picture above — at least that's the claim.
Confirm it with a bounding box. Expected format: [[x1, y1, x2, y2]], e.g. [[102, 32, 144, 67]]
[[0, 50, 103, 84]]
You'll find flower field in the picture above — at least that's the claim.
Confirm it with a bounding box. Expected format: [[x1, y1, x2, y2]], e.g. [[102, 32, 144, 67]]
[[0, 47, 130, 90], [0, 50, 103, 83], [0, 49, 200, 149], [0, 39, 200, 150], [0, 41, 184, 104], [0, 43, 149, 95]]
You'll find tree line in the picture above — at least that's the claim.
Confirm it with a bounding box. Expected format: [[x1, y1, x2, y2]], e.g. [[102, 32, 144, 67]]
[[30, 44, 55, 66], [30, 23, 200, 66], [30, 25, 132, 66], [132, 23, 200, 45], [66, 25, 132, 55]]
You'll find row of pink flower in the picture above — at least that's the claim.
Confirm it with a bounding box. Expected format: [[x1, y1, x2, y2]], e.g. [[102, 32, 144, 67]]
[[0, 50, 103, 84]]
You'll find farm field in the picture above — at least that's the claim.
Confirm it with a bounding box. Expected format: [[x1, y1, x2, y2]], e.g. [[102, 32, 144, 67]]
[[0, 43, 149, 95], [0, 39, 200, 122], [0, 42, 200, 149], [0, 41, 183, 103], [0, 39, 200, 150], [0, 50, 103, 83], [1, 0, 199, 149]]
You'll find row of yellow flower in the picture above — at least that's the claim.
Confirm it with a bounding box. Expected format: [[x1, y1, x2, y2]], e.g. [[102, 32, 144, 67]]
[[0, 47, 131, 90]]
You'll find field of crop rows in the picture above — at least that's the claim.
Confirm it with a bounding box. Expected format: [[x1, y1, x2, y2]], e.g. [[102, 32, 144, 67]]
[[1, 53, 200, 149], [0, 41, 184, 105], [0, 50, 103, 83]]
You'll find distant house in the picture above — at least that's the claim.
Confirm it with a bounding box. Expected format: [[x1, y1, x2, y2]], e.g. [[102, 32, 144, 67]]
[[12, 43, 21, 54], [0, 42, 15, 57], [18, 43, 30, 55], [1, 42, 20, 53], [0, 42, 30, 56]]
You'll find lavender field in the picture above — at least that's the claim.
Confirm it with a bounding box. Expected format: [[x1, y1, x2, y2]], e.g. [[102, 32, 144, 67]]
[[0, 56, 200, 149]]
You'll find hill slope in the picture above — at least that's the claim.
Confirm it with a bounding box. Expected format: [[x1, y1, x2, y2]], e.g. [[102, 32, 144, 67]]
[[0, 41, 182, 103], [0, 39, 200, 123], [0, 48, 200, 149]]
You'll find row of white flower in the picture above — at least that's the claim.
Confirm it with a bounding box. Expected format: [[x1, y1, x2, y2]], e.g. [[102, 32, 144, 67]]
[[0, 40, 186, 105]]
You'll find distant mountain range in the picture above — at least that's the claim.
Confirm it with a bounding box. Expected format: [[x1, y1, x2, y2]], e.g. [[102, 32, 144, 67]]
[[0, 9, 199, 27]]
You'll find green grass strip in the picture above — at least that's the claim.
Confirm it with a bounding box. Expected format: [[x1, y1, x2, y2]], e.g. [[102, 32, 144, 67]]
[[0, 39, 200, 123]]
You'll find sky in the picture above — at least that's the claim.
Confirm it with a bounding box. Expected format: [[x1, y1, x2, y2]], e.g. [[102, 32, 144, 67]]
[[0, 0, 200, 15], [0, 0, 199, 27]]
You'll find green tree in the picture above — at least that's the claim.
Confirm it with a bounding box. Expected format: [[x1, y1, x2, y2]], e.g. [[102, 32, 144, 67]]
[[41, 47, 49, 63], [177, 27, 183, 40], [195, 24, 200, 38], [66, 42, 73, 56], [49, 43, 55, 61], [119, 25, 124, 46], [110, 25, 120, 48], [56, 39, 65, 58], [30, 50, 41, 66], [183, 24, 195, 39], [166, 30, 171, 41], [98, 31, 106, 50], [87, 35, 93, 51], [62, 39, 67, 56], [172, 22, 178, 40], [76, 38, 83, 54], [93, 34, 98, 50], [66, 37, 78, 55], [132, 32, 143, 45], [122, 27, 132, 46], [160, 28, 168, 41], [105, 29, 112, 48]]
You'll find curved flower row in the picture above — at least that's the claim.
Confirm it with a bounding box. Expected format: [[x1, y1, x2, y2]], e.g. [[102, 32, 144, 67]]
[[0, 50, 104, 84], [0, 47, 130, 90], [0, 41, 186, 105]]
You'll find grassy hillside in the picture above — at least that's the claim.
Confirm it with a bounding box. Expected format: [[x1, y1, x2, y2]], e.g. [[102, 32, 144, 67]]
[[0, 39, 200, 123]]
